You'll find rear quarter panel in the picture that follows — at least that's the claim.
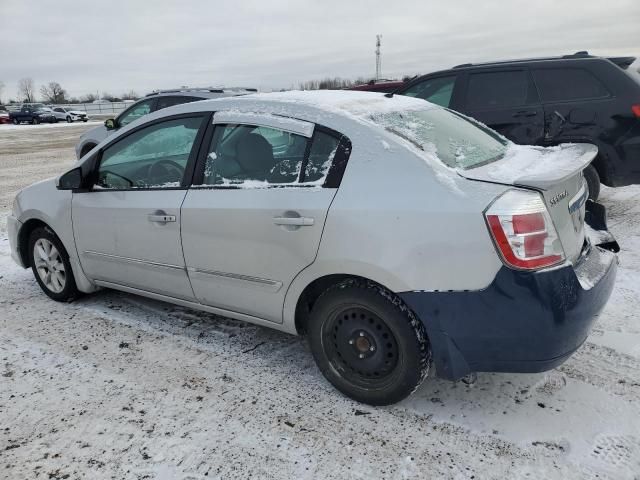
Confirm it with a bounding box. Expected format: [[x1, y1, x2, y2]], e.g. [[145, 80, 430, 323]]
[[283, 131, 506, 327]]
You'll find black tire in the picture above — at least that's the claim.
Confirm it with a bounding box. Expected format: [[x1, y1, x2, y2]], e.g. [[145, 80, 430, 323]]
[[28, 226, 79, 302], [308, 279, 431, 405], [584, 164, 600, 201], [55, 117, 59, 123], [82, 119, 88, 122], [12, 118, 18, 125], [66, 116, 72, 123], [32, 117, 39, 125]]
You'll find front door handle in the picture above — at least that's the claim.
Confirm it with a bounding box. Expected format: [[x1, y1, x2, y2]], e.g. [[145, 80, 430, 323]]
[[273, 216, 314, 226], [148, 213, 176, 223]]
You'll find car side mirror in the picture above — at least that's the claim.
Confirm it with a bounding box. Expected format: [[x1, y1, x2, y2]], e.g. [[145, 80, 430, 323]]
[[57, 167, 83, 190], [104, 118, 116, 130]]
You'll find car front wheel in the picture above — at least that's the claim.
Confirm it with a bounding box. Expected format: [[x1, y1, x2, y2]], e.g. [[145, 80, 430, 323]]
[[32, 117, 39, 125], [28, 227, 79, 302], [308, 279, 431, 405], [66, 116, 72, 123]]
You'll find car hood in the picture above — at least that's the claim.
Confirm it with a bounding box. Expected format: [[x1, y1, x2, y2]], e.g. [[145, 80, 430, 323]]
[[69, 110, 87, 115]]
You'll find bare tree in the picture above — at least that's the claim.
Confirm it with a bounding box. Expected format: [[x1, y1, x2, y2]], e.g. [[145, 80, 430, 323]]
[[0, 81, 5, 104], [298, 76, 379, 91], [121, 90, 139, 100], [18, 77, 36, 102], [101, 92, 122, 102], [40, 81, 68, 104], [79, 93, 98, 103]]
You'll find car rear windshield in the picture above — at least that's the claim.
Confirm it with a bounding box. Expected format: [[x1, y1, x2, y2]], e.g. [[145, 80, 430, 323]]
[[370, 108, 507, 169]]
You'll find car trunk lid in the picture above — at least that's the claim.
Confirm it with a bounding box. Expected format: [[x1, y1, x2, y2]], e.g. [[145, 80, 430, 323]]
[[459, 143, 597, 264]]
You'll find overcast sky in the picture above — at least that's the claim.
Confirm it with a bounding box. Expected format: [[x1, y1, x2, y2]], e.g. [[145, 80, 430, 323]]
[[1, 0, 639, 101]]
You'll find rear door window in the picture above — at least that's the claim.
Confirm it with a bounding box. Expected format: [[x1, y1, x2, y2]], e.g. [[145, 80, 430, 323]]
[[200, 124, 340, 186], [466, 70, 532, 110], [532, 68, 610, 102], [402, 76, 457, 107]]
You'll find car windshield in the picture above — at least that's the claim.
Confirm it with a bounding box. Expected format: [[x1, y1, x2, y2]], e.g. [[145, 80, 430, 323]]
[[369, 108, 508, 169]]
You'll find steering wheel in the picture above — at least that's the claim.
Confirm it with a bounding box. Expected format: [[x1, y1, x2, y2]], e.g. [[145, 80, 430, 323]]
[[147, 159, 184, 185]]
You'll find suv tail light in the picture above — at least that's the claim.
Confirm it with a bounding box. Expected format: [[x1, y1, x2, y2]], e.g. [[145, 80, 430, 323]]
[[485, 189, 565, 270], [632, 104, 640, 118]]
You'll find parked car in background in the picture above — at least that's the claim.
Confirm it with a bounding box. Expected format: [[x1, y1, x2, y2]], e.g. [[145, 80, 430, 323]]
[[395, 52, 640, 199], [10, 91, 618, 405], [50, 106, 89, 123], [0, 106, 10, 124], [348, 79, 406, 93], [75, 87, 256, 159], [9, 104, 57, 124]]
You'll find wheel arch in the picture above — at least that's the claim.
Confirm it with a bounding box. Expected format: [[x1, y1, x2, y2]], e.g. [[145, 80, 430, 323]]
[[290, 271, 412, 336], [17, 218, 50, 268]]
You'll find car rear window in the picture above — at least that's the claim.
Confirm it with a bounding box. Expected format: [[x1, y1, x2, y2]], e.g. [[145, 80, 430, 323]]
[[370, 108, 507, 169], [532, 68, 610, 102]]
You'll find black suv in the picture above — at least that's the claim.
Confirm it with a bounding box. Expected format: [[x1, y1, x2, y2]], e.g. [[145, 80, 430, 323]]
[[396, 52, 640, 199]]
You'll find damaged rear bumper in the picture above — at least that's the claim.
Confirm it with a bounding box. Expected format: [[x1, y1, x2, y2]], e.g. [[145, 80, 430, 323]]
[[399, 202, 618, 381]]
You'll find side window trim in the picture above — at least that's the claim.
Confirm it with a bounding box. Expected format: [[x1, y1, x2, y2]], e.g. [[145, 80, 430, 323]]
[[89, 112, 209, 192]]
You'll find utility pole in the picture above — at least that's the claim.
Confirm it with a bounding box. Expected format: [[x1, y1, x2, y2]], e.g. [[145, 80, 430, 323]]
[[375, 34, 382, 81]]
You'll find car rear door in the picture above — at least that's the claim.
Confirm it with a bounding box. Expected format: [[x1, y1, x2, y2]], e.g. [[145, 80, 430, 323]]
[[531, 66, 613, 146], [180, 111, 351, 323], [72, 113, 208, 300], [460, 68, 545, 145]]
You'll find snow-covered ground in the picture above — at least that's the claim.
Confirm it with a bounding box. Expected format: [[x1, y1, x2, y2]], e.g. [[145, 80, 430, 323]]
[[1, 125, 639, 479]]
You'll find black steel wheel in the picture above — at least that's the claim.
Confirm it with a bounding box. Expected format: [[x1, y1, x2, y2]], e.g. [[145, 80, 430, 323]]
[[308, 279, 431, 405]]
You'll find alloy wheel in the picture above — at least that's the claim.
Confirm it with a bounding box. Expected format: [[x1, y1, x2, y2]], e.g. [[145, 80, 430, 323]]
[[33, 238, 66, 293]]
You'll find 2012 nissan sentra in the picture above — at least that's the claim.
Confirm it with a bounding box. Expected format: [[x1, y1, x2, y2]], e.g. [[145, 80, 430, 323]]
[[8, 91, 618, 405]]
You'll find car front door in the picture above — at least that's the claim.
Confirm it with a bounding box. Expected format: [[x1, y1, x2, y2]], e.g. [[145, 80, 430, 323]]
[[72, 114, 207, 300], [180, 112, 350, 323], [460, 69, 544, 145]]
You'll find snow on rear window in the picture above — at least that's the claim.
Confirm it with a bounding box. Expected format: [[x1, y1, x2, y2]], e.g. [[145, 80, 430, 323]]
[[369, 108, 507, 169]]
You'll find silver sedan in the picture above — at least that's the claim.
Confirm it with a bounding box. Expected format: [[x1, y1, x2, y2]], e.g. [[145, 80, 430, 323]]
[[8, 91, 617, 405]]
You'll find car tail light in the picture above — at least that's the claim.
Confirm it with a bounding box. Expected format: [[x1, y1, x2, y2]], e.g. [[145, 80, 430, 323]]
[[632, 104, 640, 118], [485, 189, 565, 270]]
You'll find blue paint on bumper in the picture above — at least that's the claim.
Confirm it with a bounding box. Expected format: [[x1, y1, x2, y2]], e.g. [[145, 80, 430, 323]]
[[400, 245, 617, 381]]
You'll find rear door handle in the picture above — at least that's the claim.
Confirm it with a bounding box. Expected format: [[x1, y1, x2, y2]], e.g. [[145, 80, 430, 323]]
[[148, 213, 176, 223], [273, 216, 314, 226], [513, 110, 537, 117]]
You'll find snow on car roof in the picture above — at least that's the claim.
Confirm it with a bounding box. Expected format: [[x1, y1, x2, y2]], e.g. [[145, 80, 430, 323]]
[[225, 90, 435, 118]]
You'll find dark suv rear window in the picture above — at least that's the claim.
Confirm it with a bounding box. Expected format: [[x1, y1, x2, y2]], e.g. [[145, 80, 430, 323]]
[[466, 70, 531, 110], [532, 68, 609, 102]]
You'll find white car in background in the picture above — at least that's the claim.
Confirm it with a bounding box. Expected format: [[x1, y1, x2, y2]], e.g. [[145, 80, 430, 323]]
[[50, 106, 89, 123]]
